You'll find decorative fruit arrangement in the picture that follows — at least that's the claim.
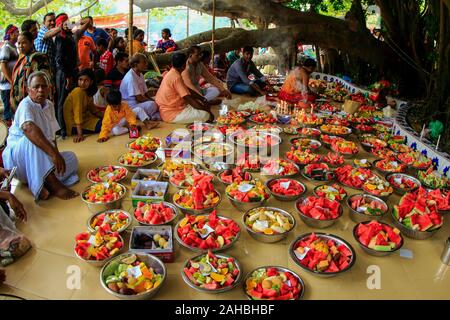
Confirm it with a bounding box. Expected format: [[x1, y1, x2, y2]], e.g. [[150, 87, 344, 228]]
[[87, 166, 127, 183], [226, 180, 270, 203], [323, 152, 344, 167], [236, 153, 262, 171], [174, 176, 220, 211], [283, 126, 301, 135], [234, 132, 278, 148], [362, 176, 393, 197], [245, 267, 303, 300], [314, 184, 347, 201], [251, 124, 282, 133], [320, 134, 344, 147], [183, 251, 240, 290], [82, 182, 125, 203], [75, 226, 123, 261], [119, 151, 156, 167], [267, 178, 305, 197], [331, 140, 359, 155], [353, 158, 371, 168], [218, 124, 245, 135], [290, 138, 321, 150], [102, 254, 164, 295], [297, 196, 341, 220], [387, 174, 420, 192], [354, 124, 374, 133], [295, 110, 323, 126], [292, 233, 353, 273], [134, 202, 176, 225], [397, 151, 432, 170], [194, 143, 233, 158], [250, 112, 278, 124], [298, 127, 321, 138], [393, 188, 443, 232], [128, 135, 161, 152], [389, 143, 413, 154], [326, 118, 349, 126], [169, 168, 213, 188], [354, 221, 403, 252], [348, 115, 374, 125], [261, 159, 299, 176], [217, 111, 246, 125], [89, 210, 130, 232], [417, 167, 450, 189], [160, 160, 197, 179], [360, 135, 387, 149], [286, 148, 321, 165], [219, 167, 252, 184], [370, 147, 397, 159], [319, 102, 339, 113], [177, 211, 240, 250], [348, 195, 387, 216], [303, 163, 335, 181], [245, 208, 293, 235], [187, 123, 213, 132], [336, 165, 374, 189], [320, 124, 351, 136], [373, 123, 391, 133], [374, 158, 407, 173]]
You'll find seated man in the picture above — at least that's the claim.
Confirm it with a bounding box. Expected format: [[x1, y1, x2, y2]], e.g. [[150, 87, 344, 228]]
[[182, 46, 231, 103], [226, 46, 268, 96], [2, 71, 79, 201], [155, 52, 212, 124]]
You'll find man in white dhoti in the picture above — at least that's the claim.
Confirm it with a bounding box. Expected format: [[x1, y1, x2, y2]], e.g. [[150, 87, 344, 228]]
[[2, 71, 79, 201]]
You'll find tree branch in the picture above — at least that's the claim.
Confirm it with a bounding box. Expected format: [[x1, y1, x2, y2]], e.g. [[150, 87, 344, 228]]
[[0, 0, 54, 16]]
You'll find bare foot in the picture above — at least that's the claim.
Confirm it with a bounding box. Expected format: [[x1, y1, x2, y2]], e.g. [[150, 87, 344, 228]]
[[39, 187, 50, 200], [145, 121, 160, 130], [53, 187, 79, 200]]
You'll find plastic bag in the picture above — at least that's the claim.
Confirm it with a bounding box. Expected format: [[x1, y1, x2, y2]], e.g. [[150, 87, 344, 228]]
[[0, 206, 31, 266]]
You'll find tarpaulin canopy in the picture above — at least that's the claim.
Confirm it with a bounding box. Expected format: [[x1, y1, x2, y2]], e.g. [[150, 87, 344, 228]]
[[92, 13, 147, 29]]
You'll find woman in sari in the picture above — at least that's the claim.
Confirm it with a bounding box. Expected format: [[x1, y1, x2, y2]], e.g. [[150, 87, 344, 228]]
[[10, 31, 52, 111], [279, 58, 317, 105]]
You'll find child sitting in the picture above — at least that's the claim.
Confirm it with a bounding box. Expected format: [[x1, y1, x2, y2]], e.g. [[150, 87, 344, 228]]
[[93, 69, 109, 112], [97, 90, 156, 143]]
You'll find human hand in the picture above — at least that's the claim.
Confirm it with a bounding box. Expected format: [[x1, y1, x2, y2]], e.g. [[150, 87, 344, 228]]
[[73, 134, 85, 143], [8, 194, 27, 222], [65, 77, 72, 90], [51, 152, 66, 175]]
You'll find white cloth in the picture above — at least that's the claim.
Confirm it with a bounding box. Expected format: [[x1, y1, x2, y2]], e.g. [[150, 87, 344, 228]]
[[120, 68, 148, 107], [130, 101, 161, 121], [93, 88, 107, 107], [171, 105, 210, 124], [110, 107, 149, 136], [202, 86, 220, 101]]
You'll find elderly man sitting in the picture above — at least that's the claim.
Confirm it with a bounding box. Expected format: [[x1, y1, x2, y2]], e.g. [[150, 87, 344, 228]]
[[2, 71, 79, 201]]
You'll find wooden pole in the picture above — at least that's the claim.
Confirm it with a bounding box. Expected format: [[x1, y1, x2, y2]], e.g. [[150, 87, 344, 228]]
[[186, 7, 190, 38], [211, 0, 216, 65], [129, 0, 134, 57]]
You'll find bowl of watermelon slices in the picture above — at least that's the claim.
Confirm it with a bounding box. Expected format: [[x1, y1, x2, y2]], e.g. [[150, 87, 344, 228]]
[[391, 188, 444, 239], [266, 178, 307, 201], [218, 167, 253, 186], [87, 166, 128, 184], [295, 196, 343, 228], [353, 220, 404, 257], [426, 189, 450, 214], [244, 266, 305, 300], [133, 201, 180, 226], [386, 173, 421, 196], [289, 233, 356, 277], [346, 194, 388, 223]]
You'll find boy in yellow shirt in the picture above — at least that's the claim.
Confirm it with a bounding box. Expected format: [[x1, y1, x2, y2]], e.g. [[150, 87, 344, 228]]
[[98, 90, 150, 142]]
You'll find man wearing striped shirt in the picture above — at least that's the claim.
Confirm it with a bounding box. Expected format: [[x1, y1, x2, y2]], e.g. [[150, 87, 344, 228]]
[[34, 12, 61, 72]]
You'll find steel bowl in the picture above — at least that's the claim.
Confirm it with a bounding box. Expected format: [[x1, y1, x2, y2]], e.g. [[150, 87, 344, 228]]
[[173, 191, 221, 215], [295, 196, 343, 228], [201, 162, 235, 173], [86, 166, 129, 184], [290, 138, 322, 150], [243, 266, 305, 300], [352, 221, 404, 257], [74, 234, 125, 267], [301, 168, 335, 183], [385, 173, 421, 196], [242, 207, 297, 243], [181, 253, 242, 293], [390, 210, 443, 240], [168, 169, 214, 189], [297, 128, 322, 139], [313, 184, 347, 202], [174, 215, 241, 253], [191, 142, 235, 164], [118, 153, 158, 172], [372, 159, 407, 177], [126, 139, 160, 153], [228, 131, 282, 152], [186, 122, 215, 135], [353, 159, 372, 169], [81, 183, 127, 214], [217, 169, 253, 186], [265, 178, 307, 202], [321, 126, 352, 138], [100, 252, 166, 300], [289, 233, 356, 277], [346, 194, 388, 223], [133, 201, 180, 226], [158, 161, 201, 180], [87, 209, 132, 233], [260, 160, 300, 179], [226, 192, 269, 212]]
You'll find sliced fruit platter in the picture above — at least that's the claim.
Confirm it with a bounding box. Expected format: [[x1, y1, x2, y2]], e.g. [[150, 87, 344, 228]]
[[296, 196, 342, 221], [218, 167, 252, 185], [88, 210, 131, 233], [372, 123, 391, 133], [193, 142, 234, 159], [386, 173, 421, 195], [320, 124, 352, 137], [87, 166, 128, 183], [251, 124, 283, 134], [362, 175, 394, 198], [217, 124, 245, 136], [359, 135, 387, 151], [182, 251, 241, 292], [354, 124, 375, 134], [331, 139, 359, 157], [286, 148, 321, 166], [283, 125, 301, 135], [295, 111, 323, 126], [319, 102, 340, 113], [169, 168, 213, 188], [226, 180, 270, 203], [173, 176, 220, 214], [392, 188, 443, 238], [250, 112, 278, 124], [266, 178, 306, 201], [159, 160, 199, 179], [302, 163, 335, 182], [290, 233, 355, 276], [427, 189, 450, 213], [397, 151, 432, 170], [353, 158, 372, 168], [231, 131, 280, 148], [314, 184, 347, 201], [244, 207, 295, 237], [134, 201, 178, 225], [101, 253, 164, 297], [389, 142, 413, 154], [128, 135, 161, 152], [353, 221, 403, 256], [347, 194, 388, 221], [82, 182, 126, 204], [290, 138, 321, 150], [320, 134, 344, 148], [335, 165, 374, 189], [374, 158, 407, 174], [216, 111, 246, 125], [370, 147, 397, 159], [118, 151, 157, 169], [325, 118, 349, 127], [175, 211, 240, 252], [193, 132, 224, 145], [75, 226, 123, 264], [323, 152, 345, 167], [417, 167, 450, 189], [236, 153, 262, 171], [348, 115, 374, 125], [384, 134, 406, 145], [186, 122, 215, 133], [244, 267, 304, 300], [297, 127, 321, 138], [261, 159, 299, 177]]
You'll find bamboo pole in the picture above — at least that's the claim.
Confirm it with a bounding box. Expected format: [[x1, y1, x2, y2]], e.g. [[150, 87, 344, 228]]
[[129, 0, 134, 57], [211, 0, 216, 66]]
